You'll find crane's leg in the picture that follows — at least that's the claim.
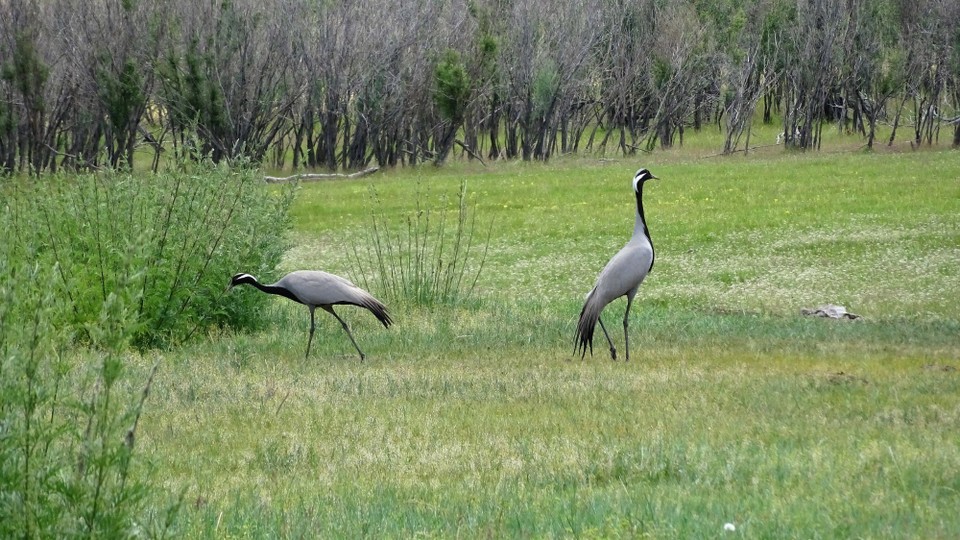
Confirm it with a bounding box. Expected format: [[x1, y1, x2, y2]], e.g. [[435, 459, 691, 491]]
[[323, 306, 366, 361], [305, 307, 316, 359], [623, 296, 634, 362], [597, 316, 617, 360]]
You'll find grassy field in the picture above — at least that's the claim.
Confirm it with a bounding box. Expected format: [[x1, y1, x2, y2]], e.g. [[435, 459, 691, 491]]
[[133, 145, 959, 537]]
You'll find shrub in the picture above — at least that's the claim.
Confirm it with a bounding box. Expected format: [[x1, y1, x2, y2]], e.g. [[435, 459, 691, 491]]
[[2, 159, 294, 349], [0, 158, 289, 535]]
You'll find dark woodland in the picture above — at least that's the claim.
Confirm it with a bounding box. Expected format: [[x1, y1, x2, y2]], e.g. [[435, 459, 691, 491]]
[[1, 0, 958, 174]]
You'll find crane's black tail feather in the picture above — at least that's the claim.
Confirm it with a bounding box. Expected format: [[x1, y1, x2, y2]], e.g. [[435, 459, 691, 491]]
[[345, 292, 393, 329], [574, 289, 602, 359]]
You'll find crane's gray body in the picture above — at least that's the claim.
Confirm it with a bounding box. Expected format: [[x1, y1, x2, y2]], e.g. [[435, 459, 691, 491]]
[[274, 270, 388, 315], [229, 270, 391, 360], [575, 169, 657, 360], [588, 228, 653, 308]]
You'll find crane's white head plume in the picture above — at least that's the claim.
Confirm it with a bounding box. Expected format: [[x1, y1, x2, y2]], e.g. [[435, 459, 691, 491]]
[[228, 273, 258, 289], [632, 168, 657, 192]]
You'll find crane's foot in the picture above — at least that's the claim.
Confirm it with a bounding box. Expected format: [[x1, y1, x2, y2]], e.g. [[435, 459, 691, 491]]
[[609, 347, 617, 361]]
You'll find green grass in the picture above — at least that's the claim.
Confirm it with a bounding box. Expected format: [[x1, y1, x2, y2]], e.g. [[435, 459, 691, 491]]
[[288, 149, 960, 319], [130, 145, 960, 537]]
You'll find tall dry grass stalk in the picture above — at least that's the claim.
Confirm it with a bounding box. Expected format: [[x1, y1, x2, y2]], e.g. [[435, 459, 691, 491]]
[[350, 179, 491, 307]]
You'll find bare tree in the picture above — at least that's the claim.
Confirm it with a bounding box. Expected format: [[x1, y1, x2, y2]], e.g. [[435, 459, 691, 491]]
[[900, 0, 959, 147], [294, 0, 366, 170], [844, 0, 904, 149], [782, 0, 850, 150], [643, 1, 709, 151], [723, 42, 778, 154], [592, 0, 655, 155], [0, 1, 73, 174], [721, 1, 781, 154], [945, 0, 960, 147], [497, 0, 600, 161], [157, 0, 300, 163], [79, 0, 165, 169]]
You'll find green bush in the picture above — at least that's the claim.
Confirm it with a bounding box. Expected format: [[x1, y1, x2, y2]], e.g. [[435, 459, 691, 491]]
[[433, 49, 470, 123], [3, 159, 294, 349]]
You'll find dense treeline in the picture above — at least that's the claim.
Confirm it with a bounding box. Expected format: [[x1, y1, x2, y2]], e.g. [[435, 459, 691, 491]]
[[1, 0, 958, 174]]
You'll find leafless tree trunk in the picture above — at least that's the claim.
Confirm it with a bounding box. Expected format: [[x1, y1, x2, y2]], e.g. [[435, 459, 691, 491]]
[[643, 2, 708, 151], [722, 16, 779, 156]]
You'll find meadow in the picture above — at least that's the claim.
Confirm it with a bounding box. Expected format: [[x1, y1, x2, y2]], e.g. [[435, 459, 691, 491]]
[[120, 141, 960, 537]]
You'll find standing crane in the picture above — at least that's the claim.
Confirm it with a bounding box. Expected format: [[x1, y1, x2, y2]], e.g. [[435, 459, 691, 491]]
[[574, 168, 659, 361]]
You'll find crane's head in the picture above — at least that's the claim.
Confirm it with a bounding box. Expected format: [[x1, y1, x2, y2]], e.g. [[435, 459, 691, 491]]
[[632, 168, 657, 192], [227, 272, 258, 291]]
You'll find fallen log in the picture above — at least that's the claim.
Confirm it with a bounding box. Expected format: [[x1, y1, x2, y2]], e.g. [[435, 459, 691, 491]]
[[455, 140, 487, 167], [264, 167, 379, 183]]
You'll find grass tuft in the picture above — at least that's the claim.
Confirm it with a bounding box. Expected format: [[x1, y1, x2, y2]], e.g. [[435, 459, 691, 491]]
[[348, 178, 491, 307]]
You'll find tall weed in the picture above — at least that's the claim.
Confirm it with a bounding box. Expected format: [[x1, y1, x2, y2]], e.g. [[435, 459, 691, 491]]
[[0, 247, 180, 537], [349, 180, 491, 307]]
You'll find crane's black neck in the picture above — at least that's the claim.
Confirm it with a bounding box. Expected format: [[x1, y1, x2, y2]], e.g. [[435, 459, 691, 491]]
[[635, 185, 655, 271], [245, 278, 303, 305]]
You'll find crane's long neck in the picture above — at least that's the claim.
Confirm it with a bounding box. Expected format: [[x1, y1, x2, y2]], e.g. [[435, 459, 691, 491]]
[[246, 279, 302, 304], [633, 184, 655, 270], [633, 185, 652, 246]]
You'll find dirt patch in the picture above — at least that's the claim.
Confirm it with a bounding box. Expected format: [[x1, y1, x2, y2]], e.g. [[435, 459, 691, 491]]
[[922, 364, 957, 373], [825, 371, 869, 385]]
